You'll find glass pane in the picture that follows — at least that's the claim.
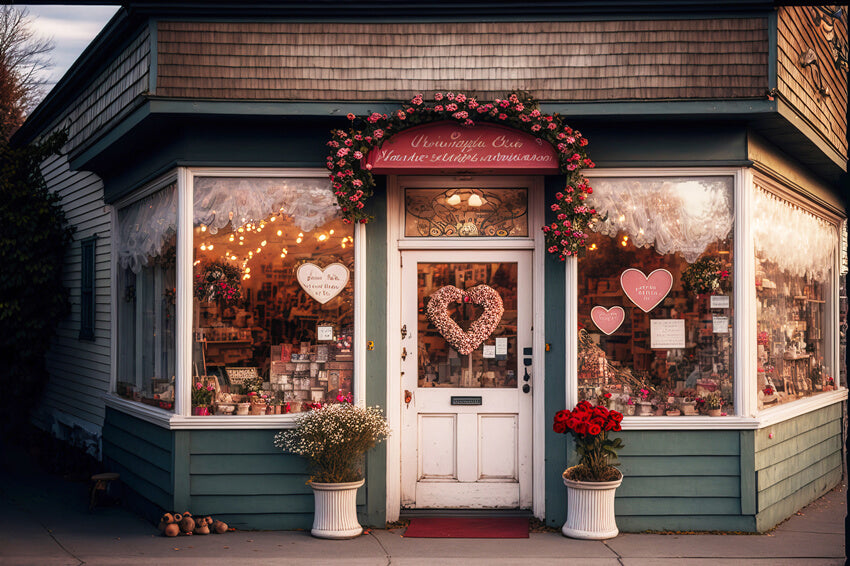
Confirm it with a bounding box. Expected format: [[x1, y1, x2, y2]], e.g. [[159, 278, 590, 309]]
[[405, 188, 528, 237], [192, 177, 354, 416], [578, 176, 735, 416], [417, 262, 518, 388], [116, 185, 177, 411]]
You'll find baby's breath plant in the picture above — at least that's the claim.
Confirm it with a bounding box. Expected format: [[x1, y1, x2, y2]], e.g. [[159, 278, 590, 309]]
[[274, 403, 390, 483]]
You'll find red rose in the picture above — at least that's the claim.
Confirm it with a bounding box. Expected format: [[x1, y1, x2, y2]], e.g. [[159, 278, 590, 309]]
[[566, 417, 580, 431], [553, 422, 567, 434], [554, 410, 569, 423], [587, 423, 602, 436], [610, 412, 624, 423]]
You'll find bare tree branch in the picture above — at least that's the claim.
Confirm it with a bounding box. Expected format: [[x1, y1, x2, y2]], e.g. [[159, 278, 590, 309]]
[[0, 6, 54, 140]]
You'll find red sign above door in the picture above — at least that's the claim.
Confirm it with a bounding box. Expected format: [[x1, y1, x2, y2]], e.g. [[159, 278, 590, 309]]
[[366, 121, 560, 174]]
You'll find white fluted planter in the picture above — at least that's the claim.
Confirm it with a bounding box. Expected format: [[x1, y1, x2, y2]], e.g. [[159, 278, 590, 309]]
[[561, 468, 623, 540], [309, 479, 365, 539]]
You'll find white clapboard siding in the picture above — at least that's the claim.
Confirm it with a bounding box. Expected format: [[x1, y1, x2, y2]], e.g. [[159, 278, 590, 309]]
[[38, 153, 111, 432]]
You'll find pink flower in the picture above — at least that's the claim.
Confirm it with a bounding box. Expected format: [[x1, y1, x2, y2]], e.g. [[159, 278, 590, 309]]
[[531, 124, 541, 131], [550, 203, 561, 211], [498, 113, 507, 120], [346, 113, 355, 120], [455, 93, 467, 103], [337, 147, 349, 157], [452, 110, 468, 120], [412, 94, 423, 105], [434, 105, 444, 112], [434, 92, 443, 101], [397, 110, 407, 120], [446, 103, 457, 112], [547, 123, 557, 130], [367, 112, 382, 123], [352, 151, 363, 160], [374, 129, 384, 139]]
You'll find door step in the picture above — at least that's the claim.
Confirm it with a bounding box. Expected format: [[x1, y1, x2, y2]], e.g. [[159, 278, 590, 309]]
[[399, 508, 533, 518]]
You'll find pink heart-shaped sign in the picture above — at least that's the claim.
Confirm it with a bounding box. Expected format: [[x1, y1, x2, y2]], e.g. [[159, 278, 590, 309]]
[[620, 268, 673, 313], [590, 306, 625, 335], [426, 285, 504, 356]]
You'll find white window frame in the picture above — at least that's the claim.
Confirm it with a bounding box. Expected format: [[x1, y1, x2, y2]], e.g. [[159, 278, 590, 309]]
[[106, 167, 365, 429], [578, 167, 846, 431]]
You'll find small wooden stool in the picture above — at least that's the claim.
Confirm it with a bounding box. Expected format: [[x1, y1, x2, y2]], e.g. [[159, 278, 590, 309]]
[[89, 472, 120, 510]]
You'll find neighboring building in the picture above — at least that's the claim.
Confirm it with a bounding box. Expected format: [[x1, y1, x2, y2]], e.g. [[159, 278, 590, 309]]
[[13, 1, 847, 532]]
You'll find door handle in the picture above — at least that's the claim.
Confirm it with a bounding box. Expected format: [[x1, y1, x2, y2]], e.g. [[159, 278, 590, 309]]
[[401, 347, 407, 361], [522, 384, 531, 394]]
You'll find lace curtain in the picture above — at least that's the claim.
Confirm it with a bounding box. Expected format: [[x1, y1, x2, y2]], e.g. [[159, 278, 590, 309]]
[[117, 184, 177, 273], [194, 177, 337, 234], [117, 177, 337, 273], [753, 186, 836, 281], [587, 177, 734, 263]]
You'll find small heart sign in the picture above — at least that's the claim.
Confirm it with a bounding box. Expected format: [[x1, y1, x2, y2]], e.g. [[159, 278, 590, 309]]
[[296, 262, 349, 305], [620, 268, 673, 313], [426, 285, 504, 355], [591, 306, 625, 335]]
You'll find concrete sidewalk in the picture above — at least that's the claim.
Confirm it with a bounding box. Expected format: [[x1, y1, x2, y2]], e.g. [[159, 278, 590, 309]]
[[0, 442, 845, 566]]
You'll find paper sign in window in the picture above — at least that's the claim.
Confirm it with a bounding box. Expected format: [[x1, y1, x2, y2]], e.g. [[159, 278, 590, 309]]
[[650, 319, 686, 349]]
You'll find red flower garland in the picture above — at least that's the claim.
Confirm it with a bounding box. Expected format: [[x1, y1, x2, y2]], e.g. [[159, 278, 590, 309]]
[[327, 92, 597, 259]]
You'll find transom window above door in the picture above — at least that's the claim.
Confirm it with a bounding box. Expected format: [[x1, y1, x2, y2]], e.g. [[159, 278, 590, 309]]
[[404, 187, 528, 237]]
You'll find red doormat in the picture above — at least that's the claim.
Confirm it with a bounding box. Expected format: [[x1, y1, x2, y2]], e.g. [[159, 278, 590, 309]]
[[403, 517, 529, 538]]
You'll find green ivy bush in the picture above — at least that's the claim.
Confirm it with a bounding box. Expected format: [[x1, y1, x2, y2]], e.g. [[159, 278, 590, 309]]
[[0, 130, 73, 437]]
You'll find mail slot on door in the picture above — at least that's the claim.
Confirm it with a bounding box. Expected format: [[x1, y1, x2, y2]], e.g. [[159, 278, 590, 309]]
[[451, 396, 483, 406]]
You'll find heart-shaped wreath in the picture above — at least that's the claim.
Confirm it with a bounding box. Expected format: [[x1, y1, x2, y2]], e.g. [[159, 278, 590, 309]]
[[426, 285, 504, 355]]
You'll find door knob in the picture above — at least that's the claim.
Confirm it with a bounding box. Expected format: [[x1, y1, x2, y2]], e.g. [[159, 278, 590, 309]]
[[522, 384, 531, 394]]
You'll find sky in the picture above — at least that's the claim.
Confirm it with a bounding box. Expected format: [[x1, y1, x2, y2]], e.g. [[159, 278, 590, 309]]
[[21, 5, 119, 89]]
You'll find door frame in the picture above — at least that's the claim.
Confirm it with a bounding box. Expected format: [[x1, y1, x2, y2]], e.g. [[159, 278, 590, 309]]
[[385, 174, 548, 520]]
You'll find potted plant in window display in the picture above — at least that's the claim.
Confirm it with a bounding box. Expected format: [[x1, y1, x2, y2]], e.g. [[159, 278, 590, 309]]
[[191, 382, 215, 416], [274, 401, 390, 539], [553, 398, 625, 540], [702, 392, 724, 416]]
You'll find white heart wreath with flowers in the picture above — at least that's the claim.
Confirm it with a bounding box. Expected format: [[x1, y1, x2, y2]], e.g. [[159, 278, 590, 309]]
[[426, 285, 504, 356], [326, 91, 599, 259]]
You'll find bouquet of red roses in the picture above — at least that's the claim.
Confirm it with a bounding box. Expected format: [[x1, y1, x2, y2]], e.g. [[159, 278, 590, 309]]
[[553, 400, 624, 482]]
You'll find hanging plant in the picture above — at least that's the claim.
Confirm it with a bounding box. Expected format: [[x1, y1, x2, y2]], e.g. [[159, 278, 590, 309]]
[[327, 92, 598, 258], [681, 257, 730, 295], [194, 260, 243, 305]]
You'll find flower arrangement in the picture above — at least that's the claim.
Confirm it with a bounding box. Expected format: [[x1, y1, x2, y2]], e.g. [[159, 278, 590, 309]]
[[553, 400, 624, 482], [681, 257, 730, 295], [426, 284, 504, 355], [703, 392, 723, 410], [763, 385, 775, 395], [243, 376, 264, 396], [194, 261, 242, 304], [274, 402, 390, 483], [192, 382, 215, 407], [327, 91, 597, 258]]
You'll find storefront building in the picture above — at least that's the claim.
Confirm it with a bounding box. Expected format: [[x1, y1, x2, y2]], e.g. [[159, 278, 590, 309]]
[[15, 1, 847, 532]]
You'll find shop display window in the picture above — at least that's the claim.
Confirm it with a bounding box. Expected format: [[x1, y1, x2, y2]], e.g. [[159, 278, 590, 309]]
[[754, 186, 838, 409], [191, 176, 354, 416], [115, 185, 177, 410], [578, 176, 735, 416]]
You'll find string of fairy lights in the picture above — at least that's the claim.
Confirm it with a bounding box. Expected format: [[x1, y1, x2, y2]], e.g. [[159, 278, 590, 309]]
[[195, 212, 353, 280]]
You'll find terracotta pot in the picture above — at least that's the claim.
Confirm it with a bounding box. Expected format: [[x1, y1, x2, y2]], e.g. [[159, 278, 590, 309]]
[[708, 408, 722, 417], [309, 479, 365, 539], [562, 467, 623, 540]]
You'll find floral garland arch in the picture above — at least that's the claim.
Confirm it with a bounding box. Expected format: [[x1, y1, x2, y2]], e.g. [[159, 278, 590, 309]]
[[326, 92, 598, 259]]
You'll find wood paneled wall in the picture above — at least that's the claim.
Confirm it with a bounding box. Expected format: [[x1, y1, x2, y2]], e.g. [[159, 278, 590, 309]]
[[156, 19, 768, 103], [777, 6, 848, 158]]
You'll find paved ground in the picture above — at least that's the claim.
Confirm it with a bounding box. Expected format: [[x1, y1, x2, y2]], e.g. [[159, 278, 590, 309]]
[[0, 441, 845, 566]]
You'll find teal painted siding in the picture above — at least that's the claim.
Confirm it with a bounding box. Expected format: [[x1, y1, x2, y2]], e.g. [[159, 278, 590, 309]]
[[754, 403, 844, 532], [543, 175, 569, 528], [363, 179, 389, 527], [102, 408, 174, 520], [613, 430, 755, 532], [187, 429, 339, 531]]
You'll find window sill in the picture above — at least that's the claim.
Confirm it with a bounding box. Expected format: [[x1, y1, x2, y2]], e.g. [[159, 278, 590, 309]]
[[622, 388, 847, 430], [105, 394, 298, 430]]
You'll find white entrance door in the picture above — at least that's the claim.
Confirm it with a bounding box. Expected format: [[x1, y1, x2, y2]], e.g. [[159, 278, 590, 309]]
[[400, 250, 533, 509]]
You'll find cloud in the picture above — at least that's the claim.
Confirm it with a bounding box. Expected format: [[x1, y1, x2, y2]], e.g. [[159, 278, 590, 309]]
[[20, 5, 119, 86]]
